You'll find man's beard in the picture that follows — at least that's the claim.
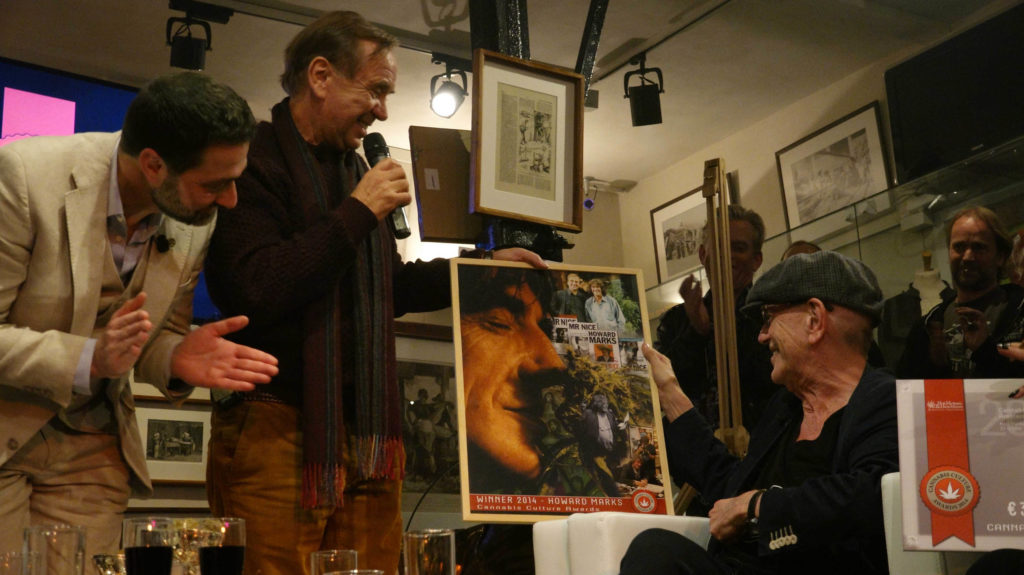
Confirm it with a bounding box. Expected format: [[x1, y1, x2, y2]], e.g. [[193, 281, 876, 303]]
[[151, 174, 216, 226], [952, 261, 997, 294]]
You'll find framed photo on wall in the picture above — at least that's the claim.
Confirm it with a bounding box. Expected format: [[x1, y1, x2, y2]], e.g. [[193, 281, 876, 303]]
[[136, 403, 211, 484], [775, 101, 891, 229], [650, 186, 705, 285], [450, 259, 672, 523], [396, 335, 460, 496], [471, 49, 584, 232]]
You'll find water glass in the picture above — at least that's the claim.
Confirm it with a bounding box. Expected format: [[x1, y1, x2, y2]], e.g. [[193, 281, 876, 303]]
[[121, 518, 175, 575], [196, 518, 245, 575], [91, 553, 125, 575], [309, 550, 357, 575], [24, 524, 85, 575], [0, 551, 37, 575], [403, 529, 455, 575]]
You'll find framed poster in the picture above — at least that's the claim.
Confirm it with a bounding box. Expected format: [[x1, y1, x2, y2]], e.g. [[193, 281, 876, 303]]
[[776, 101, 891, 228], [136, 403, 211, 484], [649, 186, 705, 284], [471, 49, 584, 232], [896, 378, 1024, 551], [450, 259, 673, 523]]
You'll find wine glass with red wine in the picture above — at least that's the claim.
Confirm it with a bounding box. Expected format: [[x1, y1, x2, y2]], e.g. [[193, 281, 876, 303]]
[[197, 518, 245, 575], [122, 518, 175, 575]]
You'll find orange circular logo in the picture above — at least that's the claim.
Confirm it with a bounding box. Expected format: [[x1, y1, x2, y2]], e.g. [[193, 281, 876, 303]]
[[919, 466, 980, 517], [632, 489, 657, 513]]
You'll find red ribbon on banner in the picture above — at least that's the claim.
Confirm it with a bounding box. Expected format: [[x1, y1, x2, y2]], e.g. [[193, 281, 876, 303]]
[[920, 379, 979, 547]]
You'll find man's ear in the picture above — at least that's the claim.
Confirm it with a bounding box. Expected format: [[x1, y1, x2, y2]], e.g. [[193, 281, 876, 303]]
[[137, 148, 166, 187], [806, 298, 828, 344], [308, 57, 333, 99], [753, 251, 764, 272]]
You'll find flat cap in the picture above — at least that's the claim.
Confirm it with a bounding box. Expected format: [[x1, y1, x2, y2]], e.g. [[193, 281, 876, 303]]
[[742, 250, 883, 324]]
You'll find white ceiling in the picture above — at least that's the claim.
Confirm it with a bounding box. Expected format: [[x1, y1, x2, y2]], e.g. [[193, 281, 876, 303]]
[[0, 0, 1009, 186]]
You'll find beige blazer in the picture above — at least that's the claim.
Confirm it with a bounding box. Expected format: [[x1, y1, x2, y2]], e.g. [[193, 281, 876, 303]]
[[0, 131, 214, 494]]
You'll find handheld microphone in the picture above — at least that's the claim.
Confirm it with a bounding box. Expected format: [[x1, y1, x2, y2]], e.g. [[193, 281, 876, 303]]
[[362, 132, 411, 239]]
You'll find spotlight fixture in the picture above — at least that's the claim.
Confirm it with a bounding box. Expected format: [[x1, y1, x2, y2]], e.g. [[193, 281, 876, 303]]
[[429, 54, 470, 118], [622, 53, 664, 127], [167, 17, 211, 70], [166, 1, 233, 70]]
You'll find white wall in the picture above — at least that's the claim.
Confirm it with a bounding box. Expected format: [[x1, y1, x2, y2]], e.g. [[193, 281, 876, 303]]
[[619, 0, 1021, 302]]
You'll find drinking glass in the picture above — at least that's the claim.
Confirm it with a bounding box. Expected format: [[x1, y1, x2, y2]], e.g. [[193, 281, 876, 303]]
[[309, 550, 357, 575], [91, 553, 125, 575], [24, 524, 85, 575], [196, 518, 245, 575], [0, 551, 37, 575], [403, 529, 455, 575], [121, 518, 175, 575]]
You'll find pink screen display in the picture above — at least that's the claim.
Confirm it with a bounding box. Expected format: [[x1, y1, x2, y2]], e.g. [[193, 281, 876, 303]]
[[0, 87, 76, 146]]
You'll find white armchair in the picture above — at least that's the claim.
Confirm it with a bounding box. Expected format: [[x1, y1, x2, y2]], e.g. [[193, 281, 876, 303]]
[[532, 512, 710, 575], [533, 472, 982, 575]]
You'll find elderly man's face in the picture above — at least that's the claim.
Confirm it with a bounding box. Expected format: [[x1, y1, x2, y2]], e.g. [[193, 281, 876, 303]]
[[317, 40, 396, 150], [461, 281, 565, 479], [949, 216, 1005, 295], [757, 302, 804, 386]]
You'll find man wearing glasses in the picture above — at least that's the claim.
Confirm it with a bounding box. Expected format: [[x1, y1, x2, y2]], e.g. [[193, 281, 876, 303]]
[[622, 251, 898, 575]]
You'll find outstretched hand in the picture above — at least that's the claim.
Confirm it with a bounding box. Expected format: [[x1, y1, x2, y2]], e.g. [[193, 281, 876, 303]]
[[92, 292, 152, 379], [170, 316, 279, 391]]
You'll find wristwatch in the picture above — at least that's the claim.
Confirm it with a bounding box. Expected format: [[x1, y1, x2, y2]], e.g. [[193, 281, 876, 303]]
[[747, 488, 766, 527]]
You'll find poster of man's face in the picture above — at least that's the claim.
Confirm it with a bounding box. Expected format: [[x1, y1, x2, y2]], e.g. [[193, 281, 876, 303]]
[[452, 260, 671, 522]]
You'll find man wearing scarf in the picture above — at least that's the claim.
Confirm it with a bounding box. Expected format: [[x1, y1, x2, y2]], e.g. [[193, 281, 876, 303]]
[[202, 11, 543, 575]]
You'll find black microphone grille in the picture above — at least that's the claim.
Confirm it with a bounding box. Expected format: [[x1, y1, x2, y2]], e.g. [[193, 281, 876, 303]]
[[363, 132, 389, 159]]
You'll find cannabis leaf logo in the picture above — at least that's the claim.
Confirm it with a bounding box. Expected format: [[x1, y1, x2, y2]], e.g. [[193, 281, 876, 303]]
[[938, 481, 962, 501]]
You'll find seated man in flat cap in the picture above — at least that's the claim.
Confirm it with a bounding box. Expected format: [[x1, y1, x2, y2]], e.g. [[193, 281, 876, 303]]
[[621, 251, 898, 575]]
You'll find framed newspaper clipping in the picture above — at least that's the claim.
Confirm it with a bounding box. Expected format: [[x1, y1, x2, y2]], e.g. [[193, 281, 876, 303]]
[[451, 259, 673, 522], [896, 378, 1024, 551], [471, 49, 584, 232]]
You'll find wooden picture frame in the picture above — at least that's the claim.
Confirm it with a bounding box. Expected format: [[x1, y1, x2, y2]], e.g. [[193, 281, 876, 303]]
[[775, 101, 891, 229], [135, 403, 211, 485], [450, 259, 672, 523], [649, 186, 705, 285], [471, 49, 584, 232], [132, 378, 211, 404]]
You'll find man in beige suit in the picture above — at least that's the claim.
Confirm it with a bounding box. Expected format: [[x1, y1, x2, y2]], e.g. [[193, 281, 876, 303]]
[[0, 72, 279, 557]]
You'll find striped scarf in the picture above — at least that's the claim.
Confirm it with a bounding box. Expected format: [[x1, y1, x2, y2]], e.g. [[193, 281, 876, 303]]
[[272, 102, 404, 508]]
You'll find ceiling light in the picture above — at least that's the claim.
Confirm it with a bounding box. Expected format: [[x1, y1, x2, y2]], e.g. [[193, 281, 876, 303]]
[[622, 53, 664, 127], [166, 17, 212, 70], [429, 54, 470, 118]]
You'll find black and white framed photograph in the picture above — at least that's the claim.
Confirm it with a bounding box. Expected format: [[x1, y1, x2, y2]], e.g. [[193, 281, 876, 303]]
[[650, 186, 704, 285], [136, 403, 211, 484], [471, 49, 584, 232], [775, 101, 891, 229], [397, 335, 460, 496]]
